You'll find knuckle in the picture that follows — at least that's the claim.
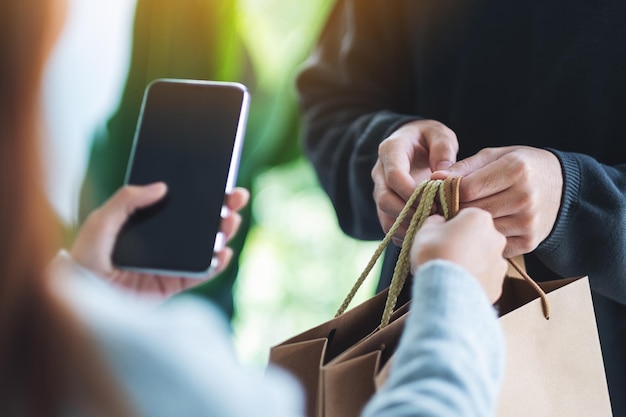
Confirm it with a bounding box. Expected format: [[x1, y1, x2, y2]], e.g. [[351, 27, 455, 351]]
[[377, 193, 398, 215], [386, 169, 405, 189], [85, 207, 106, 228], [476, 147, 496, 158], [423, 119, 446, 131], [438, 124, 457, 141], [117, 185, 135, 201], [517, 211, 536, 232], [371, 160, 382, 180], [503, 238, 524, 259], [378, 137, 397, 155], [516, 232, 538, 254], [504, 152, 532, 182], [497, 233, 508, 252], [378, 213, 394, 234], [84, 208, 103, 225], [425, 120, 458, 140], [453, 159, 473, 175]]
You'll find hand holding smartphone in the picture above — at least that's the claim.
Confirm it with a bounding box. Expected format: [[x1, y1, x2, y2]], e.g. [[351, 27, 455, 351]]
[[112, 79, 250, 277]]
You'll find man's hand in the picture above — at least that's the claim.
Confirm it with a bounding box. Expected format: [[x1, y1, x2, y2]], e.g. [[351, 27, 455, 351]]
[[371, 120, 458, 245], [432, 146, 563, 258], [411, 209, 507, 303]]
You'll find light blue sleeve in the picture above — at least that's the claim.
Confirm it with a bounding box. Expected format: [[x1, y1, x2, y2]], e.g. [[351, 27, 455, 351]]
[[361, 260, 505, 417], [55, 252, 306, 417], [88, 297, 306, 417]]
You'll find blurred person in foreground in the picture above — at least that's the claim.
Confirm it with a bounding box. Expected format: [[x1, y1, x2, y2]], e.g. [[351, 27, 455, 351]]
[[1, 1, 508, 416]]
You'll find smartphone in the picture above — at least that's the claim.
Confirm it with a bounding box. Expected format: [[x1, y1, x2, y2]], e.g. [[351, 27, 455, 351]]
[[112, 79, 250, 277]]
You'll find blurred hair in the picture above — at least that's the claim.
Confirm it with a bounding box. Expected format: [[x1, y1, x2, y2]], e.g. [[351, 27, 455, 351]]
[[0, 1, 132, 415]]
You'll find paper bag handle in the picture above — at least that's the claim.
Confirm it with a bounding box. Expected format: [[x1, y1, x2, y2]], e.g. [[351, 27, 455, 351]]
[[336, 176, 550, 326], [380, 177, 462, 327], [507, 257, 550, 319], [336, 178, 461, 325]]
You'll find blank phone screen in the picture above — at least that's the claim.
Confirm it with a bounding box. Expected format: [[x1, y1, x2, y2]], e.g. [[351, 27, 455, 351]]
[[112, 80, 247, 275]]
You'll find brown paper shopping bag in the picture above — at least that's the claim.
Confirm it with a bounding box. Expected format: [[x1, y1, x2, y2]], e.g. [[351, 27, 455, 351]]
[[316, 257, 539, 417], [268, 284, 412, 417], [269, 178, 461, 417], [272, 173, 612, 417], [495, 260, 612, 417], [358, 259, 613, 417], [319, 308, 409, 417]]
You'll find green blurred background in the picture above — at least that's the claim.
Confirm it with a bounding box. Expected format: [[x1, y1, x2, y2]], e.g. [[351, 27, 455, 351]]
[[61, 0, 381, 367]]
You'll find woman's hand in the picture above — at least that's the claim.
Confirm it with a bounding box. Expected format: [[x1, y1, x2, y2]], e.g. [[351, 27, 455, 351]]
[[410, 208, 508, 302], [70, 183, 249, 300]]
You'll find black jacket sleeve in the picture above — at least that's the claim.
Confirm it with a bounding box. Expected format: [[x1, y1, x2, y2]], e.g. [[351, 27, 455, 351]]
[[536, 151, 626, 304], [296, 0, 418, 240], [298, 0, 626, 307]]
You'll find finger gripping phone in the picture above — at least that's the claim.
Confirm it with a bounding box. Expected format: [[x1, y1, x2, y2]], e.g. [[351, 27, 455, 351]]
[[112, 79, 250, 277]]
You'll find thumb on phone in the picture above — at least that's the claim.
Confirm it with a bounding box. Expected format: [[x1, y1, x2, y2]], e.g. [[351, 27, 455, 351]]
[[70, 182, 168, 276]]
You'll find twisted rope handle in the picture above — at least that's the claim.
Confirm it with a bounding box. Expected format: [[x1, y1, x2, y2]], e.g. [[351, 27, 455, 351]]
[[380, 177, 461, 327], [335, 176, 550, 327], [334, 180, 430, 317], [335, 178, 461, 321]]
